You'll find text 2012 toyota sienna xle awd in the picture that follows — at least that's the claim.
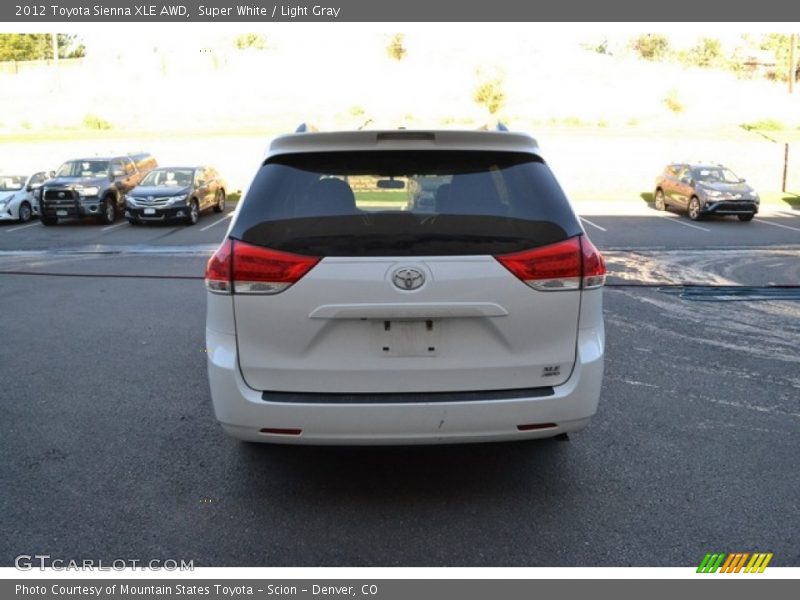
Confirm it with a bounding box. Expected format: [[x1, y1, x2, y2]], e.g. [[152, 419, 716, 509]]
[[205, 129, 606, 444]]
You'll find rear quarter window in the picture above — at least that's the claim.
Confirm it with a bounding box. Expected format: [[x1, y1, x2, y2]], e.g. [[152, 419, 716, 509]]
[[231, 150, 581, 256]]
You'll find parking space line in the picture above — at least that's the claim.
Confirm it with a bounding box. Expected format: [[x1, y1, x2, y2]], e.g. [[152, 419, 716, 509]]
[[5, 222, 41, 233], [100, 221, 129, 232], [657, 214, 711, 232], [200, 214, 232, 232], [579, 216, 607, 232], [755, 219, 800, 233]]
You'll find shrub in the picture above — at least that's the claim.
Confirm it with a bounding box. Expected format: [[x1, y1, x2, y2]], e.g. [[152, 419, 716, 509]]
[[741, 119, 785, 131], [663, 89, 684, 113], [83, 114, 112, 130]]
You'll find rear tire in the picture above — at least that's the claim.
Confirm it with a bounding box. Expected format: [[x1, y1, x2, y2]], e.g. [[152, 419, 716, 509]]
[[688, 197, 703, 221], [213, 189, 225, 213], [18, 201, 32, 222], [654, 189, 666, 211], [738, 214, 755, 222], [41, 216, 58, 226], [100, 196, 117, 224], [186, 199, 199, 225]]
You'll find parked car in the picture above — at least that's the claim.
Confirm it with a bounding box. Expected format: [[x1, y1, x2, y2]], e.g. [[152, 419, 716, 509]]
[[0, 171, 51, 222], [125, 166, 226, 225], [654, 162, 760, 222], [205, 128, 607, 445], [38, 152, 157, 225]]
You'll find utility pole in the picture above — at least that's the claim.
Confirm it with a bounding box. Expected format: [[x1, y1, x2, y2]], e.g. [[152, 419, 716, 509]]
[[51, 33, 60, 91], [782, 143, 789, 193]]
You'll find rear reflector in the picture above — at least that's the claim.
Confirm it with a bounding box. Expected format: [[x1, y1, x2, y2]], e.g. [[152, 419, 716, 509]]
[[517, 423, 558, 431], [205, 239, 320, 295], [495, 236, 606, 291], [259, 428, 303, 436]]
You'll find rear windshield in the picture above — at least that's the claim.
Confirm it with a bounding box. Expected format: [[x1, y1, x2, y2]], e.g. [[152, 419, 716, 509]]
[[231, 151, 581, 256]]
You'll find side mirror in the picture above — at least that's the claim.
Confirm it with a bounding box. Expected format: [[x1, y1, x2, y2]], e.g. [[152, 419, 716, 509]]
[[111, 169, 125, 179], [738, 178, 746, 183]]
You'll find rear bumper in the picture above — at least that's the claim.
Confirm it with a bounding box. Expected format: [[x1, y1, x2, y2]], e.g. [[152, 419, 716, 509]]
[[206, 326, 604, 445]]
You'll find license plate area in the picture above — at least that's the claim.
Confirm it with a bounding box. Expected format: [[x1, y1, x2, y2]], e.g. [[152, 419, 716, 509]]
[[371, 319, 440, 357], [56, 209, 67, 216], [143, 208, 156, 215]]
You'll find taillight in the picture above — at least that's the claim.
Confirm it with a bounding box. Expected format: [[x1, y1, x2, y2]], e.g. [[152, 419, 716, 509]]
[[580, 236, 607, 289], [205, 239, 233, 294], [205, 239, 320, 295], [495, 236, 606, 291]]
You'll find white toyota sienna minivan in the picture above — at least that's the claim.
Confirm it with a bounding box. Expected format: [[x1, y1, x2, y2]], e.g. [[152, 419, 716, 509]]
[[206, 128, 606, 444]]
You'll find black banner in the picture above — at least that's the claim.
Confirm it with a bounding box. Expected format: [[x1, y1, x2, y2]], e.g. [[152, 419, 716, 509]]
[[3, 0, 800, 22], [4, 579, 798, 600]]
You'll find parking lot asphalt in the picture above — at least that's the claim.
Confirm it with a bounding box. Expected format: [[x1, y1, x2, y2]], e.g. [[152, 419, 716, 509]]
[[1, 202, 799, 254], [1, 206, 798, 567]]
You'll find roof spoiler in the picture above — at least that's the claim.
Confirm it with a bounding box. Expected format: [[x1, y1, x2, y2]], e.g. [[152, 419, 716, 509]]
[[294, 122, 512, 134]]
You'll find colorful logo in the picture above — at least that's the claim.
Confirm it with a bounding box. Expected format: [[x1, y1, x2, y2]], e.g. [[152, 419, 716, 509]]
[[697, 552, 773, 573]]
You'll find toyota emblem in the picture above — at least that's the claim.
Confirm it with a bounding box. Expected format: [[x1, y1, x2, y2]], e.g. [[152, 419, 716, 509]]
[[392, 267, 425, 290], [58, 192, 65, 198]]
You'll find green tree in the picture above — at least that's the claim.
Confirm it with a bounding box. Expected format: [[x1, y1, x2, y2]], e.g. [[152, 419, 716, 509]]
[[758, 34, 799, 82], [681, 37, 724, 68], [234, 33, 267, 50], [631, 34, 670, 61], [0, 34, 84, 61], [386, 34, 407, 61], [473, 70, 506, 115]]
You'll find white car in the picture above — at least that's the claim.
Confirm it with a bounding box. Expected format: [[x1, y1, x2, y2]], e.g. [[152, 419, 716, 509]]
[[205, 128, 606, 445], [0, 172, 51, 222]]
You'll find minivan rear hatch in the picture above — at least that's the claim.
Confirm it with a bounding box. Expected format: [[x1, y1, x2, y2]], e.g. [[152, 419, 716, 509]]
[[226, 149, 585, 394]]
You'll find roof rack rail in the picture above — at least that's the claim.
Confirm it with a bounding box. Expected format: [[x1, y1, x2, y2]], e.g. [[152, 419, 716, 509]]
[[476, 121, 510, 132], [295, 123, 319, 133]]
